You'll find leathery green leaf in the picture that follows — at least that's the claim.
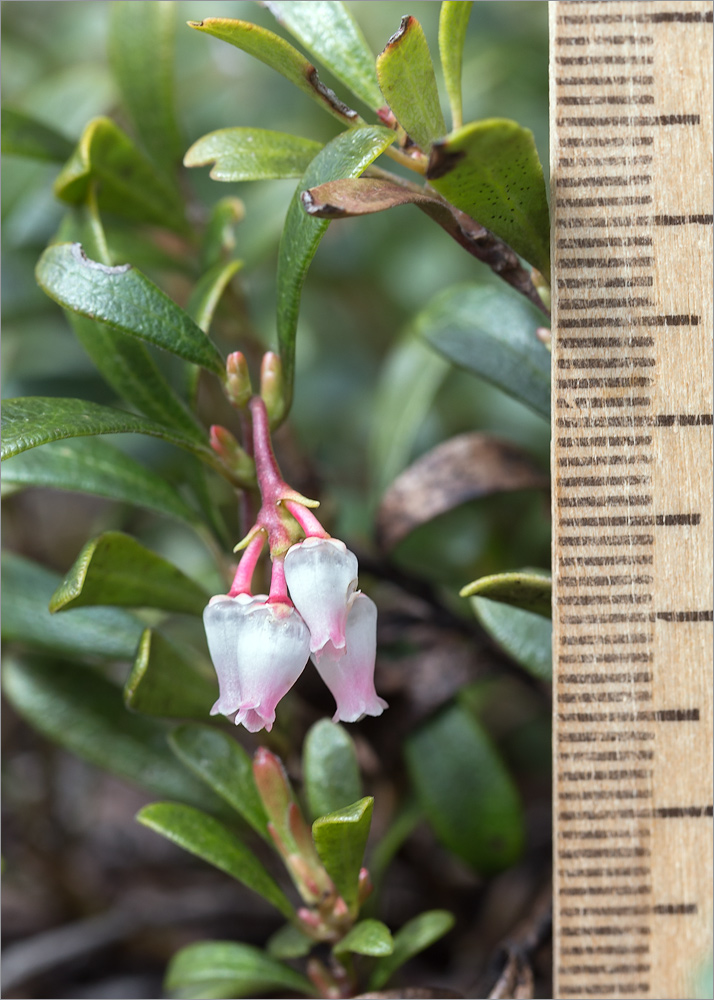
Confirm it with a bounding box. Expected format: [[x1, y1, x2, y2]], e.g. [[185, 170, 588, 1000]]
[[369, 910, 455, 990], [416, 282, 551, 419], [439, 2, 473, 130], [266, 922, 314, 959], [2, 106, 74, 162], [137, 802, 295, 919], [53, 117, 186, 232], [376, 16, 446, 151], [188, 18, 361, 126], [263, 2, 382, 110], [460, 569, 552, 618], [165, 940, 315, 999], [49, 532, 209, 615], [2, 551, 143, 662], [185, 128, 322, 182], [36, 243, 225, 373], [277, 125, 394, 416], [312, 796, 373, 914], [0, 398, 223, 476], [405, 704, 524, 872], [169, 724, 270, 842], [471, 597, 552, 683], [124, 630, 217, 719], [333, 919, 394, 957], [109, 1, 183, 171], [303, 719, 362, 821], [186, 259, 243, 334], [428, 118, 550, 280], [0, 437, 199, 526], [200, 197, 245, 271], [2, 656, 226, 815]]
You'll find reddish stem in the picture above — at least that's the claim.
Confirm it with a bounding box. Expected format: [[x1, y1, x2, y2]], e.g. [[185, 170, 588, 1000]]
[[268, 556, 291, 604], [249, 396, 283, 499], [228, 533, 265, 596], [284, 500, 329, 539]]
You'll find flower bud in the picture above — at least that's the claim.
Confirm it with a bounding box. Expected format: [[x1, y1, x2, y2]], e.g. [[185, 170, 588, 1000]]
[[284, 537, 358, 660], [225, 351, 252, 408], [260, 351, 285, 427], [209, 425, 255, 484], [204, 594, 310, 732], [312, 593, 388, 724], [253, 748, 293, 830]]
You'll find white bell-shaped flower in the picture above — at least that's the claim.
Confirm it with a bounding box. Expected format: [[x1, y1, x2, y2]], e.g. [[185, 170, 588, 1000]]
[[312, 592, 388, 723], [203, 593, 310, 733], [284, 537, 358, 660]]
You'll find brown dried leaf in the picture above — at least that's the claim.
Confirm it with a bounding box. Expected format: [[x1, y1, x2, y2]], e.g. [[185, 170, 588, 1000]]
[[376, 433, 549, 551]]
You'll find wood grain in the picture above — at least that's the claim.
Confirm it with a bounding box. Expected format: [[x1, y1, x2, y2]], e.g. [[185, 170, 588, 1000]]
[[550, 3, 713, 997]]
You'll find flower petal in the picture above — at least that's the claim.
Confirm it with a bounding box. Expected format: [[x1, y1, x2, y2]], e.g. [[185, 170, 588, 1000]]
[[284, 537, 358, 656]]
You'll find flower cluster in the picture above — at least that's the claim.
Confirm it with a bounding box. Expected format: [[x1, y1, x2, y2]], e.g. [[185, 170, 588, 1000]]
[[203, 393, 387, 733]]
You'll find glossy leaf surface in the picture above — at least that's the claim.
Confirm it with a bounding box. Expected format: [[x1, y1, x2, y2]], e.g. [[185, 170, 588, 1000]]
[[405, 704, 524, 872], [1, 107, 74, 161], [169, 724, 270, 842], [416, 282, 551, 418], [49, 531, 209, 614], [302, 719, 362, 821], [312, 797, 373, 914], [369, 910, 455, 990], [36, 243, 225, 373], [460, 569, 552, 618], [1, 397, 220, 473], [185, 128, 322, 181], [428, 118, 550, 279], [53, 117, 185, 231], [376, 16, 446, 151], [1, 437, 199, 525], [471, 597, 552, 683], [334, 919, 394, 957], [165, 940, 315, 999], [277, 125, 394, 415], [438, 1, 473, 129], [109, 1, 183, 171], [188, 18, 361, 125], [263, 1, 382, 110], [137, 802, 295, 919], [2, 656, 225, 813], [125, 630, 217, 719], [2, 551, 143, 662]]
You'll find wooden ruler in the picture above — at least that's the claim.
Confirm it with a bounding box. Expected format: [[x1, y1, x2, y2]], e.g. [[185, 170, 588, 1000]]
[[550, 3, 713, 998]]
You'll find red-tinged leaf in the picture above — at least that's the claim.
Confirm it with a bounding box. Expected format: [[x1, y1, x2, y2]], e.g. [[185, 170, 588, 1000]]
[[376, 433, 549, 551]]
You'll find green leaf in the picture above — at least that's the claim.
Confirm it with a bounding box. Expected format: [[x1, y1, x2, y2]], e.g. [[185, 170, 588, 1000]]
[[376, 16, 446, 151], [277, 125, 394, 416], [200, 197, 245, 271], [1, 106, 74, 162], [53, 117, 186, 232], [184, 128, 322, 182], [186, 259, 243, 334], [369, 332, 450, 495], [334, 919, 394, 957], [405, 704, 524, 872], [1, 397, 224, 476], [416, 282, 551, 419], [1, 437, 199, 526], [49, 531, 209, 614], [471, 597, 552, 683], [427, 118, 550, 280], [165, 940, 315, 999], [369, 910, 455, 990], [312, 796, 373, 915], [2, 656, 226, 814], [266, 922, 314, 959], [124, 629, 217, 719], [2, 551, 142, 662], [263, 1, 382, 110], [302, 719, 362, 821], [109, 1, 183, 171], [169, 724, 270, 842], [460, 569, 551, 618], [188, 17, 361, 126], [438, 2, 473, 130], [137, 802, 295, 920], [36, 243, 225, 373]]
